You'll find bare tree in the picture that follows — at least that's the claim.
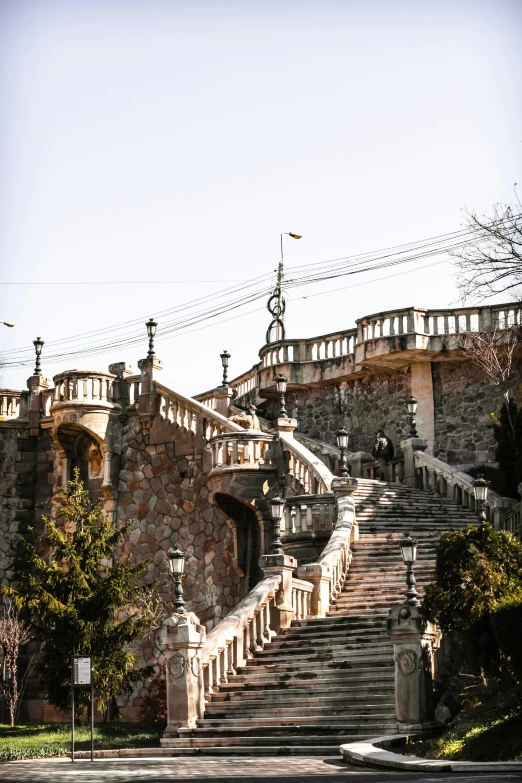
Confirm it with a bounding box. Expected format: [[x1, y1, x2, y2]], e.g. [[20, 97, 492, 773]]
[[459, 325, 521, 401], [452, 200, 522, 303], [0, 597, 33, 727]]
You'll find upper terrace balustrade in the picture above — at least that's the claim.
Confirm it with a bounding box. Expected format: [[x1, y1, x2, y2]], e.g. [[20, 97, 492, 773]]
[[228, 302, 522, 402], [0, 389, 27, 421], [50, 370, 120, 413]]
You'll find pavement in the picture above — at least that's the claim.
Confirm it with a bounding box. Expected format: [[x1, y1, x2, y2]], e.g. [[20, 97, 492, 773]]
[[1, 757, 522, 783]]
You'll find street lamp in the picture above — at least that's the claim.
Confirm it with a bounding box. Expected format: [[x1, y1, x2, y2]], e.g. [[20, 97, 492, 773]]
[[220, 350, 231, 386], [336, 427, 350, 477], [270, 495, 285, 555], [33, 337, 44, 376], [472, 475, 489, 524], [275, 374, 288, 418], [399, 532, 420, 606], [146, 318, 157, 359], [168, 545, 187, 613], [406, 395, 418, 438]]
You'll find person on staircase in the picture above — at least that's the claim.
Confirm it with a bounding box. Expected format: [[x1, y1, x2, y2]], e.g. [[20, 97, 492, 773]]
[[228, 404, 261, 430], [372, 429, 394, 481]]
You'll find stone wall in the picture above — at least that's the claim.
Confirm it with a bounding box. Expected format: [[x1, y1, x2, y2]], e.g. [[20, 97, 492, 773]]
[[293, 369, 412, 455], [432, 360, 513, 468]]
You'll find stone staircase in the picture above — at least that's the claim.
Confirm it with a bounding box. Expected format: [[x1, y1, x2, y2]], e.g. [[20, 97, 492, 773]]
[[161, 478, 478, 756]]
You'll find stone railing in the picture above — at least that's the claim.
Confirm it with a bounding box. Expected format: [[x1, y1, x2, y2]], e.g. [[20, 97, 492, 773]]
[[291, 578, 313, 620], [200, 574, 281, 699], [282, 493, 337, 535], [280, 433, 333, 495], [228, 301, 522, 401], [51, 370, 119, 409], [210, 431, 273, 469], [0, 389, 27, 421], [41, 388, 54, 418], [362, 457, 405, 483], [125, 375, 142, 409], [297, 487, 357, 617], [413, 450, 516, 527], [154, 382, 242, 441], [294, 432, 340, 473], [499, 499, 521, 540]]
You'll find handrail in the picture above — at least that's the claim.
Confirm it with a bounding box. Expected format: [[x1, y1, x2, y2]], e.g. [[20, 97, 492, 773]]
[[200, 574, 281, 698], [500, 500, 521, 540], [0, 389, 27, 421], [209, 430, 274, 469], [154, 381, 242, 439], [413, 450, 516, 526], [283, 493, 337, 536], [280, 433, 333, 494]]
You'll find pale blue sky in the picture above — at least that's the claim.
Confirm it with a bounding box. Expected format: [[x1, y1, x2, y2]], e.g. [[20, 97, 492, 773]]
[[0, 0, 521, 394]]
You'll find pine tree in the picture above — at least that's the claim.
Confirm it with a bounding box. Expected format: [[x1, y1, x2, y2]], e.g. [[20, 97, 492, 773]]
[[8, 469, 159, 717]]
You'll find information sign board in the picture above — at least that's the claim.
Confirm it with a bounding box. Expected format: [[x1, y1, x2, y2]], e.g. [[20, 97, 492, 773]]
[[73, 656, 92, 686]]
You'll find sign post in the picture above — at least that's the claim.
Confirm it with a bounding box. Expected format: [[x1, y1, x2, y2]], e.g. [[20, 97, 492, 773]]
[[71, 656, 94, 762]]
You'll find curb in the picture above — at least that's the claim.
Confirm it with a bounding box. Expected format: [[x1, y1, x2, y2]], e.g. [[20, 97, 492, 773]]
[[340, 735, 522, 772]]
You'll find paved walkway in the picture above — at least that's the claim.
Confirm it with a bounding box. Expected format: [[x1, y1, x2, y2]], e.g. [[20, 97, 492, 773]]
[[1, 757, 522, 783]]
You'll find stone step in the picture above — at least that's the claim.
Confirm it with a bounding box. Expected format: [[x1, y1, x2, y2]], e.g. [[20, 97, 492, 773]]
[[242, 650, 393, 669], [183, 719, 398, 733], [160, 732, 394, 749], [226, 667, 394, 687], [255, 639, 392, 656], [267, 632, 388, 648], [206, 702, 395, 717], [210, 687, 394, 704]]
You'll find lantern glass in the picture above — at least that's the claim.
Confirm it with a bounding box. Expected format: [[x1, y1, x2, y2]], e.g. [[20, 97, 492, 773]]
[[275, 374, 287, 394], [146, 318, 157, 338], [270, 495, 285, 521], [407, 395, 418, 415], [473, 476, 489, 503], [336, 428, 349, 450], [399, 534, 418, 564], [168, 547, 186, 576], [34, 337, 44, 353], [220, 350, 230, 368]]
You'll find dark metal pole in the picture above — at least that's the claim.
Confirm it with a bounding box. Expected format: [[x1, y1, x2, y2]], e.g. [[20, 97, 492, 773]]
[[339, 447, 349, 477], [173, 573, 186, 613], [405, 561, 420, 606], [90, 658, 94, 762], [71, 660, 75, 763]]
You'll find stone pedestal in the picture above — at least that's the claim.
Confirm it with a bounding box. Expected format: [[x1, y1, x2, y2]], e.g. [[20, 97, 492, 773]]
[[387, 603, 440, 732], [211, 386, 234, 418], [157, 611, 206, 734], [332, 476, 359, 541], [26, 374, 50, 435], [269, 417, 297, 436], [296, 561, 331, 618], [137, 356, 163, 427], [400, 437, 428, 488], [259, 553, 297, 629], [348, 451, 371, 479]]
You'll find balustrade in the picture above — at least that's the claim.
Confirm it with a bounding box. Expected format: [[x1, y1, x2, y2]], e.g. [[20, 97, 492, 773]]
[[125, 375, 142, 409], [362, 457, 405, 483], [283, 494, 337, 535], [291, 578, 313, 620], [52, 371, 117, 406], [500, 500, 521, 541], [0, 390, 25, 420], [154, 382, 241, 441], [282, 433, 333, 495], [210, 431, 273, 469]]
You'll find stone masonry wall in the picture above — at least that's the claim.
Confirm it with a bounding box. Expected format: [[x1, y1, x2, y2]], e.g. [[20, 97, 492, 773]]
[[293, 369, 412, 455], [432, 360, 521, 468]]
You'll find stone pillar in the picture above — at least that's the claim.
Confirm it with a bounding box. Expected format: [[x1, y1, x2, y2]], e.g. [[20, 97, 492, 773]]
[[387, 604, 440, 732], [259, 553, 297, 630], [108, 362, 134, 412], [296, 562, 332, 618], [137, 356, 163, 428], [332, 476, 358, 541], [26, 374, 50, 436], [210, 386, 234, 418], [157, 611, 206, 736], [410, 362, 435, 454], [400, 437, 428, 488], [269, 417, 297, 437]]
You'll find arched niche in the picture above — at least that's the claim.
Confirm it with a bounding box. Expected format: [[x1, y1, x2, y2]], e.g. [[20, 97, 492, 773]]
[[213, 493, 263, 598], [55, 423, 105, 500]]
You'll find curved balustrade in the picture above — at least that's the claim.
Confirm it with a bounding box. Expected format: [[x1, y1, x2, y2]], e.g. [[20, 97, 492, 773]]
[[0, 390, 27, 421], [501, 500, 521, 540], [154, 382, 242, 440], [210, 431, 274, 469], [200, 574, 281, 698], [413, 450, 516, 527], [282, 494, 337, 535], [51, 370, 118, 409], [229, 367, 258, 400], [281, 433, 333, 494]]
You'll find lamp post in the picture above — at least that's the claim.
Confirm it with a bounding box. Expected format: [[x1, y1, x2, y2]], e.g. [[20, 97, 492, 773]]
[[270, 495, 285, 555], [399, 532, 420, 606], [146, 318, 157, 359], [220, 350, 231, 387], [406, 395, 418, 438], [33, 337, 44, 376], [472, 474, 490, 524], [168, 545, 187, 613], [275, 374, 288, 418], [336, 427, 350, 477]]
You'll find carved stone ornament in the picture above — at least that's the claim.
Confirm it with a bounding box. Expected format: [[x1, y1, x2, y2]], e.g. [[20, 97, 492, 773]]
[[168, 653, 185, 679], [397, 649, 417, 676], [190, 655, 200, 678]]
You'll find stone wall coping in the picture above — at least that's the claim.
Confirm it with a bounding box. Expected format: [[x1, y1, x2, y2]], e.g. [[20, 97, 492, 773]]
[[340, 734, 522, 772], [280, 432, 333, 493], [154, 380, 243, 433]]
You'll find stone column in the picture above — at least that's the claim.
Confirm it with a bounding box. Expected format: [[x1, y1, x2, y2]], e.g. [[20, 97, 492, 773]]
[[332, 476, 358, 541], [137, 356, 163, 428], [387, 604, 440, 732], [26, 374, 50, 436], [269, 417, 297, 437], [296, 561, 332, 618], [400, 437, 428, 488], [210, 386, 234, 418], [157, 611, 206, 736], [410, 362, 435, 454], [259, 553, 297, 630]]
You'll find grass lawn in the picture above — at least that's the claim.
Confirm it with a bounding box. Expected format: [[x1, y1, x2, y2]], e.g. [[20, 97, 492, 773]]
[[0, 722, 164, 762]]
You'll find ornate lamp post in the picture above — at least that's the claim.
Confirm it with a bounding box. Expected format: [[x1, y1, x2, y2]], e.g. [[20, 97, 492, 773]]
[[406, 395, 418, 438], [33, 337, 44, 376], [146, 318, 157, 359], [275, 374, 288, 418], [270, 495, 285, 555], [168, 545, 187, 613], [399, 532, 420, 606], [220, 350, 231, 386], [336, 427, 350, 477], [472, 474, 489, 523]]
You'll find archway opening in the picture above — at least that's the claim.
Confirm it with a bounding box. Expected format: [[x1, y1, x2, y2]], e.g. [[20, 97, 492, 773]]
[[56, 424, 104, 500], [213, 493, 262, 597]]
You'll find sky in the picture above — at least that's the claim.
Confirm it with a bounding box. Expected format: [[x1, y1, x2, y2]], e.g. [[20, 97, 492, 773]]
[[0, 0, 521, 395]]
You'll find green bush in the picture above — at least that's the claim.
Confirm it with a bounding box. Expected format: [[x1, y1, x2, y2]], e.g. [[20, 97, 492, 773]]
[[491, 588, 522, 682], [491, 389, 522, 499]]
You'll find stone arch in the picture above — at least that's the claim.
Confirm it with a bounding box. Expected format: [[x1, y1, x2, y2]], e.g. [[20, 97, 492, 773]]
[[213, 493, 263, 597], [54, 422, 108, 500]]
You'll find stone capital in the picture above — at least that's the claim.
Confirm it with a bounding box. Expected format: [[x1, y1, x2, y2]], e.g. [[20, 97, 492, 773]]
[[331, 476, 358, 495]]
